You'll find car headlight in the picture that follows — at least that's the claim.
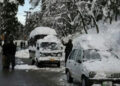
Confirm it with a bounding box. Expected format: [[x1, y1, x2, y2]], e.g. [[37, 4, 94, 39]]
[[57, 52, 62, 57], [89, 71, 96, 78]]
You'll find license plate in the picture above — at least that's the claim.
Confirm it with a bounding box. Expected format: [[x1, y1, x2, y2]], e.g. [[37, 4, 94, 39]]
[[50, 58, 55, 62], [102, 81, 112, 86]]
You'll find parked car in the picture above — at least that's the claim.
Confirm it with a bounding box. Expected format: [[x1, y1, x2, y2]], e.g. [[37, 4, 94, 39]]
[[66, 48, 120, 86]]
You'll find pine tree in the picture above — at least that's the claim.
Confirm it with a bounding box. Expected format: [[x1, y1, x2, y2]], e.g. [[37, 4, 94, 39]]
[[0, 0, 24, 39]]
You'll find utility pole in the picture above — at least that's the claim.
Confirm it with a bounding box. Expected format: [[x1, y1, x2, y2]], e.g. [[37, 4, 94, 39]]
[[24, 11, 31, 39]]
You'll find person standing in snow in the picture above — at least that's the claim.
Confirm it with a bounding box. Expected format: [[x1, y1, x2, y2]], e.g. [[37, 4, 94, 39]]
[[62, 39, 73, 64], [2, 39, 9, 69], [2, 35, 16, 70]]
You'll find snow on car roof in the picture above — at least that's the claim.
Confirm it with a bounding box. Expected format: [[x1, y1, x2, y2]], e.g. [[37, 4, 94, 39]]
[[37, 35, 61, 43], [29, 27, 57, 38], [73, 34, 108, 50]]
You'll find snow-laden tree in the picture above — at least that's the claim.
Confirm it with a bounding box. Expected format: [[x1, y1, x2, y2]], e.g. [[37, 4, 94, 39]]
[[29, 0, 120, 38], [0, 0, 24, 39]]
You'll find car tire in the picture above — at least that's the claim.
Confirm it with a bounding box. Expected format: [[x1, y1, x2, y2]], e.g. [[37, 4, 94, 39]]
[[35, 59, 40, 67], [57, 62, 60, 67], [82, 77, 91, 86], [66, 71, 73, 83], [31, 59, 35, 65]]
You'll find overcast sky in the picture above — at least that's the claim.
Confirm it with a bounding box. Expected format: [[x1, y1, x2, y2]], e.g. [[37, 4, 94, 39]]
[[17, 0, 31, 25], [17, 0, 41, 25]]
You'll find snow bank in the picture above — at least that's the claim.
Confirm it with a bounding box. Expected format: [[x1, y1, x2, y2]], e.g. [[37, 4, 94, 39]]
[[15, 49, 30, 59], [15, 64, 39, 70], [15, 64, 65, 72], [29, 27, 57, 38]]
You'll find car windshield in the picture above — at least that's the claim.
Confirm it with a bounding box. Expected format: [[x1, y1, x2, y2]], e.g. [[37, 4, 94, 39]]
[[83, 49, 119, 61], [40, 42, 61, 50], [83, 49, 101, 60]]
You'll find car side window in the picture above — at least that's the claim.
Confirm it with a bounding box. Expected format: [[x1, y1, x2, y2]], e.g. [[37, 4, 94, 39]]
[[69, 49, 77, 60], [76, 49, 83, 61]]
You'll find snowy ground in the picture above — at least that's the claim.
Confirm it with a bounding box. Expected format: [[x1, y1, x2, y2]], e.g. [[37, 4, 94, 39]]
[[15, 49, 30, 59], [15, 49, 65, 72]]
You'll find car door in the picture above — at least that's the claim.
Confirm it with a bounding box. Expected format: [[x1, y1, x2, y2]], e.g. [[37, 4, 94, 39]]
[[66, 49, 78, 78], [74, 49, 83, 81]]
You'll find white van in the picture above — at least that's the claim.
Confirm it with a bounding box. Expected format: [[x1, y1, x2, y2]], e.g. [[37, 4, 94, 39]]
[[28, 27, 57, 64], [35, 36, 64, 67]]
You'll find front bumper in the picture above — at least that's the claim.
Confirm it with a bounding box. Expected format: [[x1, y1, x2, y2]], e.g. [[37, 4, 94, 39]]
[[37, 57, 61, 64]]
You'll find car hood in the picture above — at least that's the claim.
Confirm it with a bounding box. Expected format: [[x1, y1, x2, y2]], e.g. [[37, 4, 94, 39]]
[[83, 58, 120, 73]]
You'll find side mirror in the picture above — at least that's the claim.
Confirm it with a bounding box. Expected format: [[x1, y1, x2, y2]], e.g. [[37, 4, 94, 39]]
[[77, 60, 82, 64]]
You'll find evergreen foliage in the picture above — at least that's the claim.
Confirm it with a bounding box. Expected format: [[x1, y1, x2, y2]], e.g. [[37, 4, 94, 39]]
[[0, 0, 24, 39]]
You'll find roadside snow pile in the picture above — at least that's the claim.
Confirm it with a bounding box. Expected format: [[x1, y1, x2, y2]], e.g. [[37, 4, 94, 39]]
[[15, 64, 39, 70], [30, 27, 57, 38], [73, 21, 120, 57], [15, 64, 65, 72], [15, 49, 29, 58]]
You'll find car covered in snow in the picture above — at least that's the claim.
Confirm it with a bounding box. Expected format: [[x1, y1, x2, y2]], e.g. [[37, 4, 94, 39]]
[[35, 35, 64, 67], [65, 33, 120, 86], [28, 27, 57, 64], [66, 48, 120, 86]]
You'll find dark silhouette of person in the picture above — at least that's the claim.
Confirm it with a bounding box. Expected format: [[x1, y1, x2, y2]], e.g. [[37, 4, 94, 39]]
[[20, 41, 23, 49], [2, 39, 9, 69], [2, 35, 16, 70], [62, 39, 73, 64]]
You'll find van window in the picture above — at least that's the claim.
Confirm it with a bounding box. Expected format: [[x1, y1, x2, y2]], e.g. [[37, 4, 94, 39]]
[[40, 42, 61, 50]]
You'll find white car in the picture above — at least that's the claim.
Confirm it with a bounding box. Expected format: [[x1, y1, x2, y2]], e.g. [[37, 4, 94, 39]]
[[66, 49, 120, 86]]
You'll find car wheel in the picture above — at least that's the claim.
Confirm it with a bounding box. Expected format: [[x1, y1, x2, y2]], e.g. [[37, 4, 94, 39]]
[[57, 62, 60, 67], [35, 59, 40, 67], [82, 77, 91, 86], [31, 59, 35, 65], [66, 71, 73, 83]]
